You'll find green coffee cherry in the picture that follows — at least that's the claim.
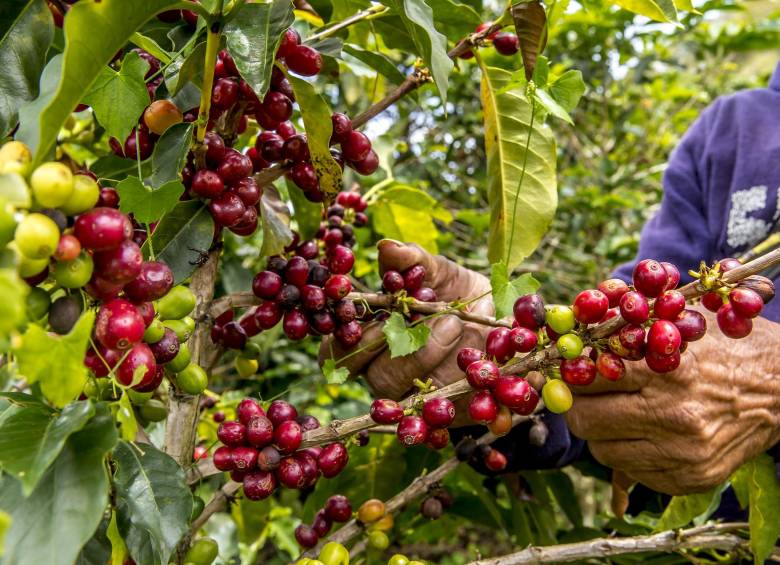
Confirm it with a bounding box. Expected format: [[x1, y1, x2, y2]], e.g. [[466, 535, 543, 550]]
[[14, 213, 60, 259], [542, 379, 573, 414], [52, 251, 94, 289], [556, 333, 583, 360], [163, 319, 193, 343], [184, 537, 218, 565], [157, 285, 197, 320], [60, 174, 99, 215], [167, 343, 191, 373], [30, 162, 73, 208], [26, 287, 51, 320], [546, 305, 576, 334], [174, 363, 208, 394], [139, 399, 168, 421], [144, 319, 166, 344], [235, 357, 258, 378]]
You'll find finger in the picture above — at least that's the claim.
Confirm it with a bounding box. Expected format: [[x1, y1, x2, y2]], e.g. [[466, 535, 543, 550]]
[[571, 361, 654, 395], [588, 439, 674, 471], [318, 321, 387, 375], [377, 240, 487, 303], [610, 470, 635, 519], [566, 392, 652, 441], [365, 314, 464, 399]]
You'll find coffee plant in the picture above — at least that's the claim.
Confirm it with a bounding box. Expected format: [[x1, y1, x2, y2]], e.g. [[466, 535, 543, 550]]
[[0, 0, 777, 564]]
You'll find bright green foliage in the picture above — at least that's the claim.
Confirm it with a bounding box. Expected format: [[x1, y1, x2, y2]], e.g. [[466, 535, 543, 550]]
[[490, 262, 540, 319], [732, 454, 780, 563], [382, 311, 430, 358], [117, 176, 185, 224]]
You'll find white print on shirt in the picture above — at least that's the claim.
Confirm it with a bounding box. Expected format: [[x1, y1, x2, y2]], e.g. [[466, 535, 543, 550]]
[[726, 185, 780, 249]]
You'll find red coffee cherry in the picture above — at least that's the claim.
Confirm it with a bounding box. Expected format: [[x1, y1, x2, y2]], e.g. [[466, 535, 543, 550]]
[[324, 274, 352, 300], [370, 399, 404, 424], [560, 356, 597, 386], [647, 320, 682, 356], [595, 351, 625, 381], [509, 326, 538, 353], [267, 399, 298, 426], [661, 261, 681, 290], [327, 245, 355, 275], [318, 442, 348, 477], [257, 445, 281, 471], [285, 45, 323, 76], [274, 420, 302, 454], [719, 257, 742, 272], [619, 291, 650, 324], [237, 398, 265, 426], [426, 428, 450, 450], [96, 299, 145, 350], [123, 261, 174, 302], [716, 303, 753, 339], [597, 278, 629, 308], [396, 415, 429, 446], [277, 456, 306, 489], [654, 290, 686, 320], [74, 207, 132, 251], [484, 448, 508, 471], [728, 287, 763, 319], [494, 377, 538, 414], [701, 291, 724, 312], [243, 471, 277, 500], [209, 192, 246, 227], [213, 446, 234, 471], [148, 328, 179, 363], [217, 420, 246, 447], [465, 359, 499, 389], [468, 390, 499, 423], [422, 397, 455, 428], [232, 446, 258, 471], [645, 349, 681, 373], [331, 113, 352, 144], [493, 32, 519, 55], [252, 271, 283, 300], [253, 301, 282, 329], [572, 289, 609, 324], [295, 524, 318, 549], [456, 347, 486, 371], [93, 239, 142, 284], [325, 495, 352, 522], [191, 169, 225, 198], [618, 324, 646, 351], [485, 327, 514, 363], [402, 264, 426, 292], [513, 294, 546, 330], [632, 259, 668, 298], [673, 309, 707, 342]]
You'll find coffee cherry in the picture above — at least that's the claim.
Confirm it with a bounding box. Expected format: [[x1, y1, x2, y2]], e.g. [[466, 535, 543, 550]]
[[729, 287, 763, 319], [191, 169, 225, 198], [654, 290, 686, 320], [738, 275, 775, 304], [325, 495, 352, 522], [483, 405, 510, 437], [93, 240, 142, 284], [318, 442, 348, 477], [661, 262, 681, 290], [308, 509, 331, 537], [267, 399, 298, 426], [328, 245, 354, 274], [422, 397, 455, 428], [572, 289, 609, 324], [252, 271, 283, 299], [401, 264, 426, 292], [618, 324, 645, 351], [410, 286, 437, 302], [673, 309, 707, 342], [290, 161, 319, 191], [426, 427, 450, 449], [645, 349, 681, 373], [218, 420, 246, 446], [124, 126, 153, 160], [457, 347, 486, 371], [509, 326, 538, 353], [96, 299, 145, 350], [513, 294, 546, 330], [633, 259, 668, 297], [420, 496, 443, 520], [396, 415, 428, 446], [560, 356, 597, 386], [494, 376, 538, 414], [30, 162, 74, 208], [143, 99, 182, 134], [15, 213, 60, 260], [217, 150, 253, 184], [382, 270, 404, 293], [124, 261, 174, 302], [54, 234, 81, 262], [116, 342, 157, 389], [234, 398, 263, 427], [333, 299, 356, 322], [277, 456, 306, 488], [243, 471, 277, 500], [716, 303, 752, 339], [484, 448, 508, 472], [647, 320, 682, 356], [212, 446, 235, 473], [74, 207, 132, 251], [148, 327, 179, 363], [701, 291, 724, 312], [597, 278, 629, 308], [209, 192, 246, 227], [309, 310, 336, 335], [331, 113, 352, 144], [285, 45, 322, 76], [357, 499, 385, 524], [334, 319, 363, 347], [212, 77, 238, 108], [53, 251, 94, 289], [272, 420, 301, 454], [232, 446, 258, 471], [546, 305, 575, 334], [619, 291, 650, 324], [283, 308, 309, 340], [203, 131, 226, 166], [556, 333, 584, 360], [254, 301, 282, 329], [493, 32, 519, 55], [49, 296, 82, 334], [350, 150, 379, 175], [295, 524, 318, 549], [257, 445, 281, 471], [370, 399, 404, 424], [542, 379, 573, 413], [276, 284, 301, 308], [466, 359, 499, 389], [483, 327, 512, 363], [262, 91, 293, 122], [468, 390, 498, 423], [595, 351, 625, 381]]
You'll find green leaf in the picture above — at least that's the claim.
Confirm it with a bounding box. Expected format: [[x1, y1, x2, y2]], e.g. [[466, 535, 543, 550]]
[[306, 36, 343, 59], [82, 50, 150, 142], [117, 176, 185, 225], [0, 400, 95, 495], [342, 44, 406, 85], [89, 155, 139, 182], [371, 184, 452, 254], [17, 0, 193, 165], [16, 54, 62, 160], [286, 178, 322, 240], [0, 509, 8, 555], [731, 454, 780, 564], [479, 64, 557, 270], [0, 173, 33, 207], [534, 89, 572, 124], [548, 70, 585, 114], [115, 393, 137, 442], [379, 0, 453, 104], [288, 75, 343, 200], [148, 122, 194, 188], [425, 0, 481, 39], [322, 359, 349, 385], [609, 0, 678, 22], [0, 268, 29, 338], [224, 0, 294, 98], [14, 311, 95, 408], [106, 511, 127, 565], [259, 185, 293, 257], [545, 470, 583, 528], [0, 402, 117, 565], [113, 440, 193, 565], [130, 31, 171, 64], [164, 41, 205, 95], [490, 262, 540, 319], [655, 484, 726, 531], [382, 311, 430, 358], [0, 0, 54, 137], [142, 201, 214, 283]]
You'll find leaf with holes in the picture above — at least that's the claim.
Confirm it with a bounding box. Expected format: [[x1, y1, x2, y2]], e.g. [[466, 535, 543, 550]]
[[511, 1, 547, 81], [480, 64, 557, 269]]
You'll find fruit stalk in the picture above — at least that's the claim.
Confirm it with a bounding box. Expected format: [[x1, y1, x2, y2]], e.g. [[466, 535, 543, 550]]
[[299, 414, 532, 559], [467, 522, 749, 564]]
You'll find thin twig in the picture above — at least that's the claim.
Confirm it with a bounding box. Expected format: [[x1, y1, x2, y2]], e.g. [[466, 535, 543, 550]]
[[188, 481, 242, 536], [306, 4, 388, 43]]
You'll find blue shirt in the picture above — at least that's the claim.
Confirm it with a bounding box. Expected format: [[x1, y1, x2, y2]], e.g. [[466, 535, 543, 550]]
[[614, 62, 780, 322]]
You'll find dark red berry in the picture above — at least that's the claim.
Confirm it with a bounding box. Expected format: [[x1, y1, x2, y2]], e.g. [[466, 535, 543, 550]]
[[468, 390, 498, 423], [218, 420, 246, 446], [233, 177, 261, 207], [466, 359, 499, 389], [252, 271, 283, 299], [410, 286, 437, 302], [618, 324, 645, 351], [277, 120, 296, 139], [673, 309, 707, 342], [276, 28, 301, 59], [509, 326, 538, 353], [334, 320, 362, 348], [661, 262, 681, 290], [402, 264, 426, 292], [333, 299, 356, 323], [729, 287, 763, 319], [297, 414, 320, 431], [328, 245, 354, 275], [285, 256, 310, 287], [701, 291, 724, 312], [382, 270, 404, 293], [595, 351, 625, 381], [217, 150, 253, 183], [243, 471, 277, 500], [124, 126, 153, 160], [719, 257, 742, 272], [619, 291, 650, 324], [237, 398, 265, 426], [282, 134, 310, 162], [291, 161, 319, 190], [485, 327, 514, 363], [493, 32, 519, 55], [654, 290, 686, 320], [295, 525, 318, 548], [74, 207, 132, 251], [97, 187, 120, 208], [262, 91, 293, 122], [285, 45, 323, 76], [325, 495, 352, 522], [309, 310, 337, 334], [96, 299, 145, 350], [426, 427, 450, 450], [212, 77, 238, 108], [221, 321, 247, 349], [341, 130, 371, 162], [330, 113, 352, 144], [370, 399, 404, 424], [277, 284, 301, 308], [647, 320, 681, 356], [598, 278, 629, 308], [267, 399, 298, 426], [716, 303, 752, 338], [633, 259, 668, 298], [274, 420, 302, 453], [209, 192, 246, 227], [283, 308, 309, 340], [350, 150, 379, 175], [513, 294, 546, 330], [92, 240, 142, 284], [213, 446, 233, 471], [560, 356, 597, 386], [204, 131, 226, 166], [317, 442, 348, 478], [645, 350, 681, 373], [324, 274, 352, 300], [301, 285, 327, 311], [191, 169, 224, 199], [254, 301, 283, 329], [232, 446, 258, 471], [457, 347, 486, 371], [422, 397, 455, 428], [149, 328, 179, 363], [572, 289, 609, 324], [257, 445, 281, 471], [123, 261, 174, 302], [396, 415, 428, 446], [311, 509, 331, 536], [484, 448, 508, 471]]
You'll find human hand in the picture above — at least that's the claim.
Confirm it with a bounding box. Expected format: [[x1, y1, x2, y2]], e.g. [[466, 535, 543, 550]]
[[320, 240, 492, 424], [566, 308, 780, 495]]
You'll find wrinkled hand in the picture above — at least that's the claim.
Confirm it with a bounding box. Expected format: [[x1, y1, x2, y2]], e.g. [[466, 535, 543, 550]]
[[320, 240, 492, 424], [566, 308, 780, 495]]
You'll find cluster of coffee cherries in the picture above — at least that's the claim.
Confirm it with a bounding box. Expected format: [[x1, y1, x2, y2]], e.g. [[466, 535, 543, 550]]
[[213, 397, 348, 500], [455, 436, 510, 473], [356, 498, 395, 553], [294, 494, 352, 549], [419, 486, 453, 520], [212, 191, 369, 350], [369, 394, 454, 449], [458, 21, 520, 59], [380, 263, 439, 310]]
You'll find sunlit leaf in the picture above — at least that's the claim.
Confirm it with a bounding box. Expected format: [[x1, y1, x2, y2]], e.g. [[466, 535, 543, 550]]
[[490, 262, 540, 319], [383, 311, 430, 358]]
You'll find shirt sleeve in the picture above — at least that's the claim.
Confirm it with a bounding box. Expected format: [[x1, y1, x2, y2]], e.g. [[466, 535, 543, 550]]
[[612, 100, 721, 282]]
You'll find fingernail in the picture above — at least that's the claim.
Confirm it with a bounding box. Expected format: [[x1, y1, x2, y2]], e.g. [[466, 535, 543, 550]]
[[378, 238, 404, 249]]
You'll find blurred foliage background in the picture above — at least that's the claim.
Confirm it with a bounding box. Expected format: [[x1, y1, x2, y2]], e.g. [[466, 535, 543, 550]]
[[173, 1, 780, 562]]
